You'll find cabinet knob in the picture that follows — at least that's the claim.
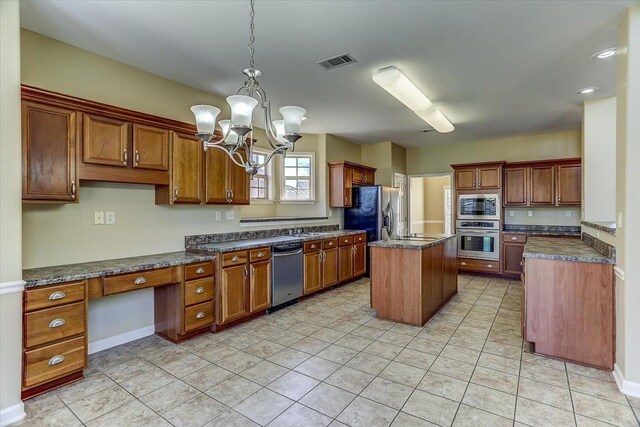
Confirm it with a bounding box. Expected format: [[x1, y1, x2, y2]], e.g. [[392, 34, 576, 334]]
[[232, 256, 240, 262], [123, 149, 128, 165], [135, 150, 140, 165], [134, 277, 147, 285], [487, 264, 494, 268], [196, 311, 206, 319], [48, 355, 65, 366], [511, 237, 518, 241], [257, 252, 264, 258], [48, 291, 66, 301], [195, 287, 205, 294], [48, 318, 66, 328]]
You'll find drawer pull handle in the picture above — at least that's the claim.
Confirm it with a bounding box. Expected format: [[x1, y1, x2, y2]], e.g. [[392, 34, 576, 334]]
[[195, 287, 205, 294], [311, 245, 316, 248], [196, 311, 206, 319], [48, 318, 66, 328], [134, 277, 147, 285], [196, 267, 206, 274], [487, 264, 494, 268], [511, 237, 518, 241], [461, 262, 467, 266], [232, 256, 240, 262], [48, 291, 66, 301], [257, 252, 264, 257], [329, 242, 333, 246], [48, 355, 65, 366]]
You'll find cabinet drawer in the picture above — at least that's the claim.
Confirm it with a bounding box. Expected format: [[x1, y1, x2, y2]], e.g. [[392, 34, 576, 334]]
[[304, 240, 322, 253], [25, 282, 85, 313], [323, 238, 338, 249], [250, 247, 271, 262], [458, 258, 500, 273], [25, 302, 85, 349], [503, 234, 527, 243], [24, 336, 85, 389], [354, 233, 366, 243], [339, 236, 354, 246], [184, 277, 214, 307], [184, 301, 214, 332], [222, 251, 248, 267], [185, 262, 214, 281], [103, 267, 173, 296]]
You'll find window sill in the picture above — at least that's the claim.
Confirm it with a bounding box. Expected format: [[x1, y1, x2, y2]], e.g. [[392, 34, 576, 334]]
[[248, 199, 275, 205], [278, 200, 316, 205]]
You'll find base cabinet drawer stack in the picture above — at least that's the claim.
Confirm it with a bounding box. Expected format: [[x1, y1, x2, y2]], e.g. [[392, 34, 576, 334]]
[[218, 247, 271, 326], [304, 234, 366, 296], [22, 281, 88, 399]]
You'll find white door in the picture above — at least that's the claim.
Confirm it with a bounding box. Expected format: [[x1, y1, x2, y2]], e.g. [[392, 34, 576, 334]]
[[393, 173, 408, 236]]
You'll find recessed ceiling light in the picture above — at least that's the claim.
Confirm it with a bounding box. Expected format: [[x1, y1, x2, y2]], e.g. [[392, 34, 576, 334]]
[[577, 87, 599, 95], [592, 48, 618, 60]]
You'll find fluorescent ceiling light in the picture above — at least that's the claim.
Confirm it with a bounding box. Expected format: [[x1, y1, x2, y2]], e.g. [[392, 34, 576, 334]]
[[577, 87, 599, 94], [592, 48, 618, 59], [372, 66, 454, 133]]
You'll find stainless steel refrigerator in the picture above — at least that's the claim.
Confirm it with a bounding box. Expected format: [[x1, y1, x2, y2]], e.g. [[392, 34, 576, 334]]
[[343, 185, 401, 275]]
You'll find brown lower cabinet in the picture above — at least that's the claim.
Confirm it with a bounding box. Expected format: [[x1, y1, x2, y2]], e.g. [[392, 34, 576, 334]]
[[338, 245, 354, 282], [523, 257, 614, 370], [218, 248, 271, 325]]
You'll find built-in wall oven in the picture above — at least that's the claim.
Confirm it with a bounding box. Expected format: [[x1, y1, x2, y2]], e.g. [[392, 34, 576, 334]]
[[456, 220, 500, 260], [458, 194, 500, 220]]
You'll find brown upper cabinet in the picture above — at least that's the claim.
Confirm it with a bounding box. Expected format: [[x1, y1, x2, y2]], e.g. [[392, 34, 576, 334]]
[[204, 148, 250, 205], [82, 114, 129, 168], [156, 132, 204, 204], [22, 101, 79, 203], [503, 158, 581, 207], [451, 162, 505, 191], [328, 161, 377, 207]]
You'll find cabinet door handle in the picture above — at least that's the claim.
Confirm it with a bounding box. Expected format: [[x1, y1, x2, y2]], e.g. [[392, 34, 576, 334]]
[[135, 150, 140, 165], [487, 264, 494, 268], [352, 246, 356, 254], [48, 355, 65, 366], [48, 318, 66, 328], [232, 256, 240, 262], [196, 267, 206, 274], [123, 149, 128, 165], [520, 261, 523, 266], [257, 252, 264, 258], [461, 262, 467, 266], [174, 186, 179, 200], [195, 287, 205, 294], [251, 265, 255, 276], [71, 180, 76, 199], [48, 291, 66, 301], [344, 196, 348, 205], [243, 265, 248, 279], [196, 311, 206, 319], [134, 277, 147, 285], [511, 237, 518, 241]]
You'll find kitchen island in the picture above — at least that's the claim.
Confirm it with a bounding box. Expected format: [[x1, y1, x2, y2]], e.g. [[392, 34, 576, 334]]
[[368, 235, 458, 326]]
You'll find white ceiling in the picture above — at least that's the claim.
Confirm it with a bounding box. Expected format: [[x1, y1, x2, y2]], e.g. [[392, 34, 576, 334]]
[[20, 0, 636, 147]]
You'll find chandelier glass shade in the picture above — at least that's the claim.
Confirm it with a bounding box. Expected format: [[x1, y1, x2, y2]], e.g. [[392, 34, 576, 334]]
[[190, 0, 306, 176]]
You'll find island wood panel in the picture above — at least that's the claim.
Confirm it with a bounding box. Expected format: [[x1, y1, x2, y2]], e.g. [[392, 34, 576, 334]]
[[421, 245, 443, 323], [525, 258, 614, 370], [154, 282, 183, 341], [442, 238, 458, 298], [370, 247, 423, 325]]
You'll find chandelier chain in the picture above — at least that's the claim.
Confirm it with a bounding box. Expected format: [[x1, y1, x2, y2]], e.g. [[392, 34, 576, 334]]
[[248, 0, 256, 70]]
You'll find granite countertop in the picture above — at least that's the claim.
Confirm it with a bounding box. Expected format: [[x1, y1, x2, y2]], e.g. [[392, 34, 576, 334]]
[[23, 251, 216, 288], [523, 237, 614, 264], [368, 234, 457, 250], [187, 229, 366, 253]]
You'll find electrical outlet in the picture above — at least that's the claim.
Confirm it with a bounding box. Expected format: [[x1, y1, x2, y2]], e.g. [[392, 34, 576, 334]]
[[215, 211, 221, 221], [509, 210, 514, 217], [105, 211, 116, 224], [94, 211, 105, 225], [226, 210, 235, 220], [527, 210, 533, 217], [565, 210, 571, 218]]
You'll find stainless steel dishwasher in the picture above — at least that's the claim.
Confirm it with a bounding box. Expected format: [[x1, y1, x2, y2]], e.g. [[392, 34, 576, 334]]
[[271, 242, 304, 309]]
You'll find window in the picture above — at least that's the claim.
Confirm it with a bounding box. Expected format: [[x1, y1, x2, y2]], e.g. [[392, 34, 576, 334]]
[[281, 153, 314, 202], [249, 150, 272, 201]]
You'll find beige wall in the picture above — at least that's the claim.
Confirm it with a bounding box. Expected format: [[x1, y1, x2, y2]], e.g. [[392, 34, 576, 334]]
[[582, 97, 616, 222], [504, 208, 581, 226], [0, 1, 25, 423], [326, 134, 361, 163], [360, 141, 407, 187], [406, 130, 581, 175]]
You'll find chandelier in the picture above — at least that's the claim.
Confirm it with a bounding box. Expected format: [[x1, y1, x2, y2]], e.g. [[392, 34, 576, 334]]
[[190, 0, 306, 176]]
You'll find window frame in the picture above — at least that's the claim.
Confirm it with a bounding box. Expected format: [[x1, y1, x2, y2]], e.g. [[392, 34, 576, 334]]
[[249, 148, 274, 203], [279, 152, 316, 204]]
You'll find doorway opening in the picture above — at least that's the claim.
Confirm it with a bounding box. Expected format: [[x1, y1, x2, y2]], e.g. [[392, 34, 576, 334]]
[[408, 174, 453, 235]]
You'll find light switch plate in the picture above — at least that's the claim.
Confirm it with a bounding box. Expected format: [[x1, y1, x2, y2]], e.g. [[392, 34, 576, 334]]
[[527, 210, 533, 217], [94, 211, 104, 225], [565, 210, 571, 218], [215, 211, 221, 221], [509, 210, 514, 217], [105, 211, 116, 224], [226, 210, 234, 220]]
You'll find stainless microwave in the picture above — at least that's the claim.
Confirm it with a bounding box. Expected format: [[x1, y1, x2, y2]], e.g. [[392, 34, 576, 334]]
[[457, 194, 500, 220]]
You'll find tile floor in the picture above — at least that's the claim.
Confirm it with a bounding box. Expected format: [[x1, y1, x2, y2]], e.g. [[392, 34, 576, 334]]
[[18, 274, 640, 427]]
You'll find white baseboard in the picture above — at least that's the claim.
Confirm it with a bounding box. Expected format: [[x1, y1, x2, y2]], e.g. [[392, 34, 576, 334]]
[[613, 363, 640, 398], [0, 402, 25, 427], [88, 325, 155, 354]]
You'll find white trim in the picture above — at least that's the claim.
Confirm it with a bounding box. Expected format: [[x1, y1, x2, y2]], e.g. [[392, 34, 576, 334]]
[[88, 325, 155, 354], [0, 402, 25, 427], [277, 200, 316, 205], [0, 280, 25, 296], [411, 220, 444, 224], [279, 151, 315, 202], [613, 363, 640, 398], [614, 266, 625, 280]]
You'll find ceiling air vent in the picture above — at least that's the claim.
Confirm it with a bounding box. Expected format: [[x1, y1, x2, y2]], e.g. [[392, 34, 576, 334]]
[[317, 53, 357, 70]]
